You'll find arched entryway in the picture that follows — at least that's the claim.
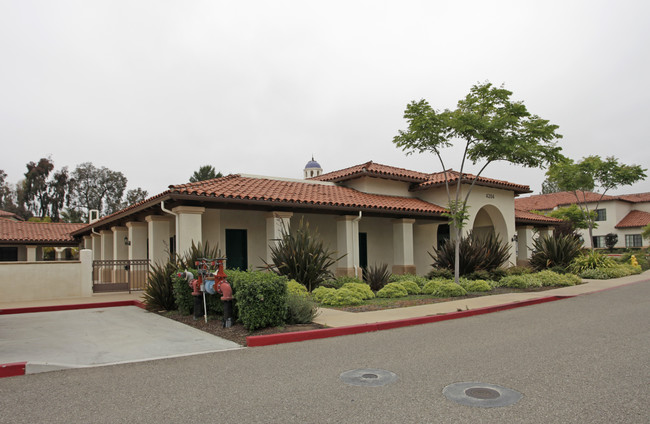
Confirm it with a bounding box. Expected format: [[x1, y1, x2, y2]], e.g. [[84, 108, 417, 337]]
[[470, 205, 509, 243]]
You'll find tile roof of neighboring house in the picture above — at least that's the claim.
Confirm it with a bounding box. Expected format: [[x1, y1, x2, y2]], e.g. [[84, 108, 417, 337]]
[[514, 209, 564, 225], [616, 192, 650, 203], [0, 210, 24, 221], [615, 210, 650, 228], [0, 220, 86, 245], [314, 161, 532, 194], [515, 191, 619, 211], [169, 174, 448, 215]]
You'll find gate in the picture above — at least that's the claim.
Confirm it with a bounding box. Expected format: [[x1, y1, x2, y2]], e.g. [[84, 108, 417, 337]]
[[92, 259, 150, 293]]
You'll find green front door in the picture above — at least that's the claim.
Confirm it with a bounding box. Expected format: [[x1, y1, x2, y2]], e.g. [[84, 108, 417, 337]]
[[226, 229, 248, 270]]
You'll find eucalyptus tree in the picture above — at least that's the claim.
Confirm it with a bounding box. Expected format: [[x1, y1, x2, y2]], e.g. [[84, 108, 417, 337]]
[[546, 155, 647, 249], [393, 82, 563, 282], [189, 165, 222, 183]]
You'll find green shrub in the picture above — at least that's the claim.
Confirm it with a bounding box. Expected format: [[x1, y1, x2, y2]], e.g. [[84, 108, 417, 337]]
[[321, 288, 364, 306], [364, 263, 391, 291], [488, 268, 508, 281], [143, 260, 178, 311], [579, 268, 609, 279], [312, 286, 336, 303], [430, 231, 511, 275], [376, 283, 409, 298], [287, 279, 309, 298], [341, 282, 375, 300], [389, 273, 428, 288], [322, 276, 364, 289], [285, 294, 319, 324], [619, 252, 649, 270], [604, 265, 641, 278], [460, 279, 492, 292], [464, 270, 491, 281], [529, 234, 583, 271], [535, 270, 566, 287], [232, 271, 288, 331], [171, 267, 226, 316], [422, 279, 446, 295], [265, 218, 341, 291], [426, 268, 454, 280], [571, 251, 616, 273], [435, 282, 467, 297], [398, 280, 421, 295], [500, 274, 542, 289], [177, 241, 222, 270], [506, 266, 533, 276]]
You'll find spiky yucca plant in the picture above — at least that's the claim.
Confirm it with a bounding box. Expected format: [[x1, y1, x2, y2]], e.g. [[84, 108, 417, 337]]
[[430, 231, 510, 276], [265, 218, 343, 291], [529, 234, 582, 271], [364, 263, 391, 292], [143, 260, 178, 311], [177, 241, 222, 270]]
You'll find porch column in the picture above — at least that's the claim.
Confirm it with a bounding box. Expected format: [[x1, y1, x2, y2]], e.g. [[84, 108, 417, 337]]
[[266, 212, 293, 263], [336, 215, 360, 277], [172, 206, 206, 257], [537, 226, 554, 239], [517, 225, 535, 264], [393, 219, 416, 275], [54, 247, 66, 261], [26, 245, 37, 262], [112, 226, 128, 261], [83, 236, 92, 250], [100, 230, 114, 282], [91, 233, 102, 260], [127, 221, 148, 260], [146, 215, 172, 266]]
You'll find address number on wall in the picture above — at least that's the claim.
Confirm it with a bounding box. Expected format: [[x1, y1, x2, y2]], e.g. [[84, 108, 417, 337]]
[[485, 193, 495, 199]]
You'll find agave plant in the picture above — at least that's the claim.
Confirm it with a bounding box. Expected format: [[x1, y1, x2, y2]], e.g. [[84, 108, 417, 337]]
[[264, 218, 343, 291], [429, 231, 511, 275], [363, 262, 391, 292], [143, 260, 178, 311], [529, 234, 582, 271]]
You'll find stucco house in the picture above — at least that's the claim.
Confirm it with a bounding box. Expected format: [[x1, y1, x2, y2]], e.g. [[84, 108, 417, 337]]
[[515, 191, 650, 248], [69, 160, 558, 277], [0, 217, 85, 261]]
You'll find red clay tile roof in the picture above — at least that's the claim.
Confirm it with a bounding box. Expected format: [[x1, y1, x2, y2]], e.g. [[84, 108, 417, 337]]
[[0, 210, 23, 221], [0, 220, 86, 244], [515, 191, 618, 211], [415, 170, 531, 194], [313, 161, 431, 183], [615, 210, 650, 228], [514, 209, 563, 225], [170, 174, 447, 215], [616, 192, 650, 203]]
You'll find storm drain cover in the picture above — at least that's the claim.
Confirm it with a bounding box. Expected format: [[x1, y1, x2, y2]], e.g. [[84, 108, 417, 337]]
[[340, 369, 398, 387], [443, 382, 522, 408]]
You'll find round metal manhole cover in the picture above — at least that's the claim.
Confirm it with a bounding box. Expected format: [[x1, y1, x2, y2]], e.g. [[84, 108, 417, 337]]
[[443, 382, 522, 408], [340, 369, 398, 387]]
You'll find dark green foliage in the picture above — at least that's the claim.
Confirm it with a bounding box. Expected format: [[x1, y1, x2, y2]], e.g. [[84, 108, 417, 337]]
[[189, 165, 222, 183], [285, 294, 319, 324], [425, 268, 453, 280], [505, 266, 533, 276], [604, 233, 618, 252], [231, 271, 288, 331], [529, 234, 582, 271], [430, 232, 510, 275], [143, 261, 178, 311], [171, 268, 224, 316], [363, 263, 391, 291], [619, 252, 650, 270], [389, 273, 428, 288], [265, 219, 342, 291], [322, 275, 364, 289], [177, 241, 222, 270]]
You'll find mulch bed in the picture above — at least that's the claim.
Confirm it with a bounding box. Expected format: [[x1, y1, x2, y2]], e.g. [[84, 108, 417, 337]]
[[160, 311, 325, 346]]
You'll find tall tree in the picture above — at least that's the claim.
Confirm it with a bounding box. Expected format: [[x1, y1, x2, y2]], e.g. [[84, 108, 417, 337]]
[[393, 82, 563, 282], [0, 170, 11, 210], [47, 167, 71, 222], [70, 162, 128, 216], [541, 178, 561, 194], [190, 165, 222, 182], [23, 158, 54, 218], [124, 188, 149, 207], [546, 155, 647, 249]]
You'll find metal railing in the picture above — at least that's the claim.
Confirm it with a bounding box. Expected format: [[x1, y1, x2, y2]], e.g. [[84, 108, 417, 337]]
[[92, 259, 150, 293]]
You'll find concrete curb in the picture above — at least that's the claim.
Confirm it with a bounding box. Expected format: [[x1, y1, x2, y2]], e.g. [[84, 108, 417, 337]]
[[246, 295, 574, 347], [0, 300, 146, 315]]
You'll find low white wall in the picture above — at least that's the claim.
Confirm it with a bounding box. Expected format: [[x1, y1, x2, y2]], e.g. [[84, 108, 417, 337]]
[[0, 249, 93, 302]]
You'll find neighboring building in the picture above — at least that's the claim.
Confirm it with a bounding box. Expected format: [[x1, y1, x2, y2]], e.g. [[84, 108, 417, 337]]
[[69, 160, 557, 275], [0, 218, 85, 261], [0, 210, 24, 222], [515, 191, 650, 248]]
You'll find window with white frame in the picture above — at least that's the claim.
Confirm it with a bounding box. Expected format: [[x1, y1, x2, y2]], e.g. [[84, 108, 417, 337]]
[[595, 209, 607, 221], [592, 236, 606, 248], [625, 234, 642, 248]]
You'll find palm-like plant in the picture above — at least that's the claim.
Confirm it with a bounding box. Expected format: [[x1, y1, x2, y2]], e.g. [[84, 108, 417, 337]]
[[430, 231, 511, 275], [265, 218, 343, 291], [529, 234, 582, 271], [143, 260, 178, 311], [364, 263, 391, 291]]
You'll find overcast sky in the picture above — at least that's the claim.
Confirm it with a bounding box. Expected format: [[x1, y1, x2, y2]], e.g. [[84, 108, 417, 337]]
[[1, 0, 649, 200]]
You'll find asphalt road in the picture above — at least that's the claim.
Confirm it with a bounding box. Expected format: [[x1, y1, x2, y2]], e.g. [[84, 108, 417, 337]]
[[1, 281, 648, 423]]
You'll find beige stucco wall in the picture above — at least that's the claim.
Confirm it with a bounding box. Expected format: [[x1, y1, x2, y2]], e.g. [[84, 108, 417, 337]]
[[342, 176, 414, 197]]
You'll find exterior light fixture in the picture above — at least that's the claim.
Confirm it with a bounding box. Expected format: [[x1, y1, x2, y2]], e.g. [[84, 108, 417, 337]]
[[124, 236, 131, 246]]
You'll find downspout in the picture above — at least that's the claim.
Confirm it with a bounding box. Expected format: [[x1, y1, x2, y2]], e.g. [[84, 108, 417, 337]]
[[353, 211, 362, 278], [160, 200, 178, 257]]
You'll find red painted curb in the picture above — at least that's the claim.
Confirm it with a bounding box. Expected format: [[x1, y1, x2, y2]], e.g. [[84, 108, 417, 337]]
[[0, 362, 27, 378], [246, 295, 574, 347], [0, 300, 145, 315]]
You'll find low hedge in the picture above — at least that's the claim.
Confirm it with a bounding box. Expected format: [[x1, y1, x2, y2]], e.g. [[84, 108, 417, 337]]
[[435, 282, 467, 297], [232, 271, 288, 331], [389, 273, 428, 288], [398, 280, 421, 295], [321, 288, 364, 306], [376, 283, 409, 298], [312, 286, 336, 302], [460, 279, 492, 292], [287, 279, 309, 298], [422, 279, 445, 295], [341, 282, 375, 300]]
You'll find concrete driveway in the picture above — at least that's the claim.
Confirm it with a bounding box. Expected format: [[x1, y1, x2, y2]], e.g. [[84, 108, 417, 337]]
[[0, 306, 241, 374]]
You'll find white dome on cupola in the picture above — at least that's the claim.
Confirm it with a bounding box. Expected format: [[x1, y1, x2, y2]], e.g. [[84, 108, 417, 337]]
[[304, 156, 323, 178]]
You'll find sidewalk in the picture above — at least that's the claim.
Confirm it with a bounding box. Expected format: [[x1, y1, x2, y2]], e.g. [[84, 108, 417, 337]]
[[312, 271, 650, 328]]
